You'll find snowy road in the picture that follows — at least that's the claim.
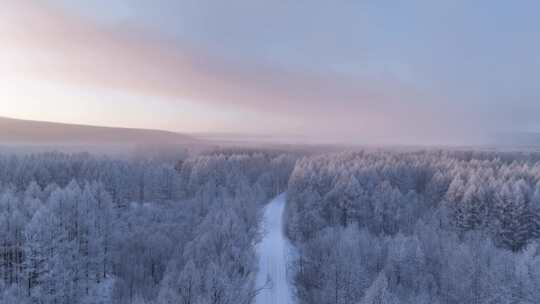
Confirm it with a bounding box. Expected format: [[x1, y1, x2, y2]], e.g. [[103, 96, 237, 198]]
[[255, 193, 296, 304]]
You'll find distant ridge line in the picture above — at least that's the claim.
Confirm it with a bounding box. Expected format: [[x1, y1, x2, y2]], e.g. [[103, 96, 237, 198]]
[[0, 116, 198, 145]]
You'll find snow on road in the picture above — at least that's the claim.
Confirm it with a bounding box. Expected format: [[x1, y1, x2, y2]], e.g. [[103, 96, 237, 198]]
[[255, 193, 296, 304]]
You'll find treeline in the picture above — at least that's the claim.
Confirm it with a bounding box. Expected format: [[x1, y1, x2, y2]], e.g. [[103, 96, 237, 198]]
[[0, 151, 297, 304], [285, 151, 540, 304]]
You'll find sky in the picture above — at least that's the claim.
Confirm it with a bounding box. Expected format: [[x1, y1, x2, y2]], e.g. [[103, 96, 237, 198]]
[[1, 0, 539, 145]]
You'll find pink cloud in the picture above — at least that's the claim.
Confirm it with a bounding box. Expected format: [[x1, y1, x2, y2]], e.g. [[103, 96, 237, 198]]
[[0, 0, 478, 144]]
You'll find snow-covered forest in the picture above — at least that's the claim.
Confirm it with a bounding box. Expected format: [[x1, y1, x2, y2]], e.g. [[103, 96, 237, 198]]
[[285, 151, 540, 304], [0, 151, 296, 303], [1, 149, 540, 304], [4, 0, 540, 302]]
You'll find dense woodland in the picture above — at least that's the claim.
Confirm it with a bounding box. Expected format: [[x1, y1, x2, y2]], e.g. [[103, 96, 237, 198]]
[[0, 151, 296, 303], [285, 151, 540, 304], [1, 149, 540, 303]]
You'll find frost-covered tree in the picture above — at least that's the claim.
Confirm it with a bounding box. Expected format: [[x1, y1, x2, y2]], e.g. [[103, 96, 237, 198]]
[[0, 150, 297, 303], [286, 150, 540, 304]]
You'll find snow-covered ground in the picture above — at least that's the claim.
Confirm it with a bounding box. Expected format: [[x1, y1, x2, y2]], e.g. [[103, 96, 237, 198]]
[[255, 193, 296, 304]]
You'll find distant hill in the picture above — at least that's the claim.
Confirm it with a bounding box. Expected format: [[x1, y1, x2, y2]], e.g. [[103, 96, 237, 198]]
[[0, 116, 199, 145]]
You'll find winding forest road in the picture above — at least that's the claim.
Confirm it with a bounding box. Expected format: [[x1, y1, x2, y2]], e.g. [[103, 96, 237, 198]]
[[255, 193, 296, 304]]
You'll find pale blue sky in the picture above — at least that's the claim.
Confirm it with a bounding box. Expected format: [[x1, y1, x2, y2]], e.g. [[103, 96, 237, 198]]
[[1, 0, 539, 144]]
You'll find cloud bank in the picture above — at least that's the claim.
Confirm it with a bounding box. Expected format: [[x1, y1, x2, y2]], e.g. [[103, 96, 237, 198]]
[[0, 1, 501, 145]]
